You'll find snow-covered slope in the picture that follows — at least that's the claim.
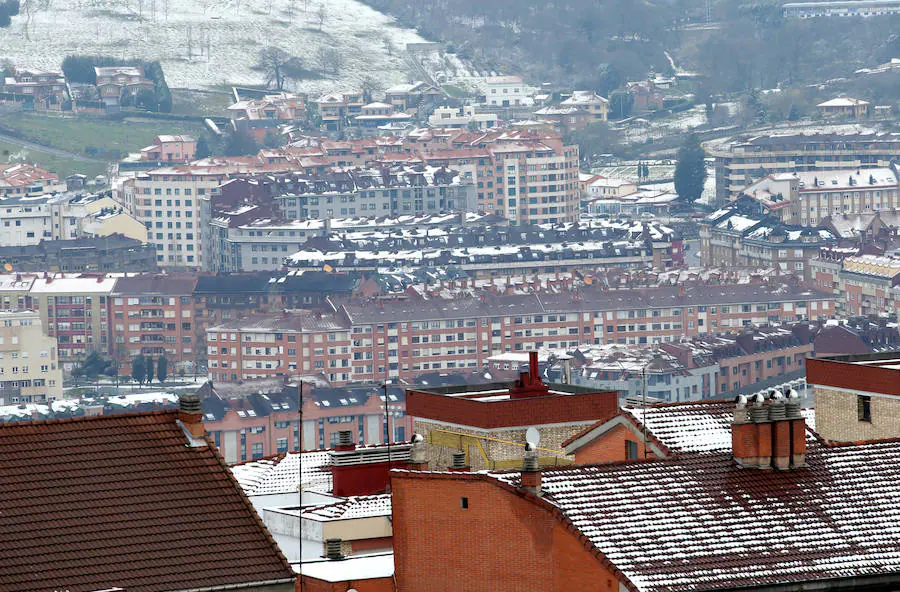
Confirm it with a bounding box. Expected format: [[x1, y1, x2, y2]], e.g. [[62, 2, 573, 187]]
[[1, 0, 426, 93]]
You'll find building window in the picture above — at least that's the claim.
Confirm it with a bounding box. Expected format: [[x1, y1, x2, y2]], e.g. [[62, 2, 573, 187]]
[[857, 395, 872, 423], [251, 442, 264, 458], [626, 440, 639, 460], [460, 497, 469, 509]]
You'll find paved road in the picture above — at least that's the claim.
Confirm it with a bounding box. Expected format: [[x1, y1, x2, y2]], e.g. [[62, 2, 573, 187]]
[[0, 130, 105, 163]]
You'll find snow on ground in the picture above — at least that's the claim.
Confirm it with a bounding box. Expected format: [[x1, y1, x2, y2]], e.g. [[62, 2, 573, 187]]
[[0, 0, 426, 93], [618, 103, 739, 144]]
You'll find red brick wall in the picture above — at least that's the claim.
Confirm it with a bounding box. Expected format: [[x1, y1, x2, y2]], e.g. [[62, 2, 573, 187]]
[[300, 575, 395, 592], [573, 424, 641, 464], [392, 473, 620, 592], [807, 358, 900, 396], [407, 389, 618, 429]]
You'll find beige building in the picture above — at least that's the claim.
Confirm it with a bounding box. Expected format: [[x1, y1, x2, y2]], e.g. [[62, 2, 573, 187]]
[[807, 352, 900, 443], [28, 274, 116, 369], [0, 310, 63, 404]]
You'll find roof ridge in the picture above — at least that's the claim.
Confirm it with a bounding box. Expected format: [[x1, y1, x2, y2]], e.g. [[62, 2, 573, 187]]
[[0, 408, 179, 430]]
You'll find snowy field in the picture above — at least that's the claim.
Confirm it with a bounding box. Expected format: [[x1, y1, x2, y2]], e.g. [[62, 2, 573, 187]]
[[0, 0, 426, 93]]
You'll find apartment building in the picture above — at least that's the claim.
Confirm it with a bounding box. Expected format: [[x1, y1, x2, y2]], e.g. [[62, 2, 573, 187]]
[[207, 313, 353, 383], [0, 191, 138, 247], [740, 167, 900, 226], [0, 310, 62, 403], [109, 275, 198, 373], [480, 75, 532, 107], [204, 283, 834, 384], [119, 166, 229, 268], [810, 251, 900, 317], [27, 274, 115, 369], [285, 218, 683, 277], [479, 135, 580, 225], [0, 235, 157, 273], [710, 131, 900, 203], [700, 200, 838, 281]]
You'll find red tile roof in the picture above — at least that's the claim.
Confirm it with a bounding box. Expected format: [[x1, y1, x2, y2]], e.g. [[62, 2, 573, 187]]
[[490, 437, 900, 592], [0, 410, 294, 592]]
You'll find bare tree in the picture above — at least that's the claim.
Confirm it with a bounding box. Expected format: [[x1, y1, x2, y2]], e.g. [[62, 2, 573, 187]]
[[361, 75, 384, 103], [186, 24, 193, 58], [255, 47, 305, 90], [316, 46, 343, 76], [316, 3, 325, 30], [383, 35, 394, 57]]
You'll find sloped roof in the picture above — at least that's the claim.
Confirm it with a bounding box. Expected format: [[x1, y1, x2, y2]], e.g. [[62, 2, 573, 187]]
[[232, 449, 332, 494], [0, 410, 294, 592], [493, 437, 900, 592], [301, 494, 392, 521], [564, 401, 816, 454]]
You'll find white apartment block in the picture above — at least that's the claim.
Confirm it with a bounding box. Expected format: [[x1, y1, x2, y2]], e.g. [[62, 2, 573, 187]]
[[0, 193, 122, 247], [119, 168, 226, 268], [0, 310, 63, 404], [481, 76, 534, 107]]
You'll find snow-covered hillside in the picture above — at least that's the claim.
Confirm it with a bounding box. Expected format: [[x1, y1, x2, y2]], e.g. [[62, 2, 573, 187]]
[[0, 0, 426, 93]]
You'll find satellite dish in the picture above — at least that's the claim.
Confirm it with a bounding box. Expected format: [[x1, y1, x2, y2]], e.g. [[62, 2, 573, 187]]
[[3, 263, 11, 272], [525, 427, 540, 446]]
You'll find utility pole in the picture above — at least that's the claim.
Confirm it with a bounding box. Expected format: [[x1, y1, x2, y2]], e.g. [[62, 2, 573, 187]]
[[641, 365, 648, 458]]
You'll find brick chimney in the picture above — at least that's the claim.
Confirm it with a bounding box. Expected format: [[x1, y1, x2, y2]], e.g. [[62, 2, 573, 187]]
[[520, 442, 541, 496], [732, 390, 806, 471], [177, 393, 205, 439]]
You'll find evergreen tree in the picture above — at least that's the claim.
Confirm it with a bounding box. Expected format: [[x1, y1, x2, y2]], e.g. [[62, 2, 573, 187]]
[[144, 355, 155, 385], [131, 355, 145, 386], [157, 355, 168, 384], [674, 132, 707, 205], [195, 135, 212, 159]]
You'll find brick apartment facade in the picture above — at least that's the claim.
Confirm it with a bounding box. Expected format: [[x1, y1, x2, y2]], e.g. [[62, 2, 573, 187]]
[[203, 284, 835, 384], [109, 276, 198, 373]]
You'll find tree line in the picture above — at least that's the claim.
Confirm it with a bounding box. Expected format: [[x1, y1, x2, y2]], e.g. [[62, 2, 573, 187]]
[[131, 354, 168, 387]]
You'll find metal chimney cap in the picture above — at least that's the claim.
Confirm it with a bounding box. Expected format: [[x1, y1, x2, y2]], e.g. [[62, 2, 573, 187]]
[[411, 433, 424, 444], [786, 389, 800, 401], [734, 394, 748, 409], [750, 393, 766, 407], [770, 390, 785, 402]]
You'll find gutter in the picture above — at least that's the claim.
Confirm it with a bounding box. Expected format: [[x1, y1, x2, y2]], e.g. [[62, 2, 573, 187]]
[[169, 578, 296, 592]]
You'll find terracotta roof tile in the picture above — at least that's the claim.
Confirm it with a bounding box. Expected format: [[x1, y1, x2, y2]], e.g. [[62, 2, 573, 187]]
[[0, 410, 294, 592], [492, 438, 900, 592]]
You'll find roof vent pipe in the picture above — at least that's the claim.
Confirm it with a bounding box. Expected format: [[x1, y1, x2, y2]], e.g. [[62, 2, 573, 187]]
[[749, 393, 769, 423], [450, 451, 468, 470], [325, 538, 344, 560], [785, 389, 802, 419], [179, 393, 201, 415], [338, 430, 354, 447], [768, 391, 786, 421]]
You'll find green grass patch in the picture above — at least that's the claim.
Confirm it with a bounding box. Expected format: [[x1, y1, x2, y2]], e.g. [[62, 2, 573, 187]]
[[0, 140, 109, 179], [0, 112, 205, 159], [442, 84, 469, 98]]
